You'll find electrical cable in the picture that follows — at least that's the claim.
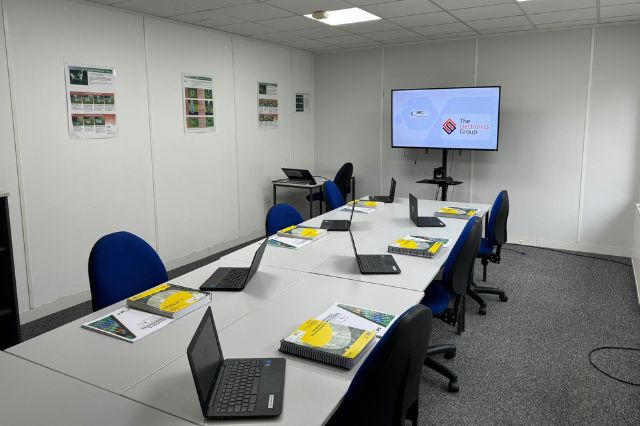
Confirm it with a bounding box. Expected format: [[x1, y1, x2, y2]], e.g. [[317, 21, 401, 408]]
[[502, 245, 632, 267], [588, 347, 640, 386]]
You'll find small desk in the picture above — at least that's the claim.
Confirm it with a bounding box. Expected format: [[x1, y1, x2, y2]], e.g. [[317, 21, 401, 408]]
[[0, 351, 193, 426], [272, 176, 356, 218]]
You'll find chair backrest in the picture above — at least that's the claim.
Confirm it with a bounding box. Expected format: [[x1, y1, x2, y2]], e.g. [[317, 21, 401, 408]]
[[441, 217, 482, 296], [487, 190, 509, 246], [88, 231, 168, 311], [333, 162, 353, 199], [324, 180, 346, 211], [265, 203, 303, 236], [327, 305, 433, 426]]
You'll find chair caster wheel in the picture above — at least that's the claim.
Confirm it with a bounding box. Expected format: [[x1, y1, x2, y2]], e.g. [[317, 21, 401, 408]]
[[448, 381, 459, 393], [444, 352, 456, 360], [499, 295, 508, 302], [479, 307, 487, 315]]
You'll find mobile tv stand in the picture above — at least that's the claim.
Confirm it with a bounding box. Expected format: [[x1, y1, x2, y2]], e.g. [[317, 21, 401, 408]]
[[416, 149, 462, 202]]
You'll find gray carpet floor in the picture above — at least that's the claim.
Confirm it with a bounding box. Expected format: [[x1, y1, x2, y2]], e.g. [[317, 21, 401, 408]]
[[420, 246, 640, 425], [20, 243, 640, 424]]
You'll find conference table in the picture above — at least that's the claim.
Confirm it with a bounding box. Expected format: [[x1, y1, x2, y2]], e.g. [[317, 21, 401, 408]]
[[5, 196, 489, 425]]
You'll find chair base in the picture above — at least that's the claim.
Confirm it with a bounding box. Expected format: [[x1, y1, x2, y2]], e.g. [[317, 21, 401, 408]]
[[424, 345, 459, 393], [466, 288, 487, 315], [474, 284, 508, 302]]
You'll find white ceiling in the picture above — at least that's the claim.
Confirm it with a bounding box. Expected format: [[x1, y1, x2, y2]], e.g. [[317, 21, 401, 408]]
[[87, 0, 640, 51]]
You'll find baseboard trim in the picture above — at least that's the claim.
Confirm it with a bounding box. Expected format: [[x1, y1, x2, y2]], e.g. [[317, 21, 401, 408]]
[[508, 235, 632, 258], [19, 290, 91, 325], [633, 258, 640, 305]]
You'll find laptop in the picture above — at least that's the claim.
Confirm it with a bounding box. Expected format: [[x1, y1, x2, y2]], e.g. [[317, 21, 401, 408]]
[[409, 193, 446, 228], [321, 199, 355, 231], [187, 307, 285, 420], [200, 238, 268, 291], [349, 229, 400, 274], [368, 178, 396, 203], [280, 168, 317, 185]]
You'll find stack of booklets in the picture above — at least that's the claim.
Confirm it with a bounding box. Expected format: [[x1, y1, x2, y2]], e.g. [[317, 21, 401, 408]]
[[388, 235, 450, 258], [267, 235, 312, 250], [434, 206, 478, 219], [338, 199, 379, 214], [279, 303, 397, 369], [82, 283, 211, 343], [277, 225, 328, 240]]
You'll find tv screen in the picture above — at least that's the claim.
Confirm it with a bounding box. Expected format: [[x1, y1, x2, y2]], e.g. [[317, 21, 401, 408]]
[[391, 86, 500, 151]]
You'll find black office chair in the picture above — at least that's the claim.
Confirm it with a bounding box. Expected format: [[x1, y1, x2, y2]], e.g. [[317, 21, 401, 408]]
[[307, 162, 353, 212], [467, 190, 509, 315], [327, 305, 433, 426], [421, 217, 482, 392]]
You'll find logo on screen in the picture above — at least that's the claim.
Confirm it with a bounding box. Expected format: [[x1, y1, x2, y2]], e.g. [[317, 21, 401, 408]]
[[442, 118, 456, 134], [410, 110, 430, 118]]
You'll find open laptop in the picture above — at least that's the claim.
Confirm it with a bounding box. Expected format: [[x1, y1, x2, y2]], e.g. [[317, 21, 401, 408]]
[[200, 238, 268, 291], [368, 178, 396, 203], [187, 307, 285, 420], [321, 199, 355, 231], [280, 168, 317, 185], [409, 193, 446, 228], [349, 229, 400, 274]]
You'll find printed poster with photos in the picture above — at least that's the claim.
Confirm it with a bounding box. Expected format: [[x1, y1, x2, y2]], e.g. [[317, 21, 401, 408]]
[[257, 81, 278, 130], [182, 74, 215, 133], [65, 64, 117, 139]]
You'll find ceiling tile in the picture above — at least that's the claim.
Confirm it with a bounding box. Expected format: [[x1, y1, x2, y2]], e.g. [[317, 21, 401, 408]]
[[528, 8, 596, 25], [340, 41, 383, 49], [428, 31, 476, 39], [478, 26, 534, 34], [468, 15, 531, 30], [214, 2, 294, 21], [600, 15, 640, 23], [346, 0, 397, 5], [362, 0, 441, 18], [291, 26, 351, 39], [450, 4, 522, 21], [536, 18, 597, 28], [87, 0, 125, 4], [390, 12, 458, 28], [339, 19, 403, 33], [321, 34, 375, 45], [412, 22, 474, 35], [364, 28, 422, 40], [599, 0, 640, 5], [518, 0, 595, 14], [252, 32, 308, 43], [215, 22, 277, 35], [600, 3, 640, 17], [181, 0, 257, 10], [430, 0, 513, 10], [284, 39, 333, 49], [259, 16, 325, 31], [171, 10, 245, 26], [265, 0, 352, 14], [384, 36, 427, 44], [115, 0, 205, 17]]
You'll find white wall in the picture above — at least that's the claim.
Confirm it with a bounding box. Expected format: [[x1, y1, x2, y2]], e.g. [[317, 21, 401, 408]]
[[315, 25, 640, 256], [0, 0, 314, 321]]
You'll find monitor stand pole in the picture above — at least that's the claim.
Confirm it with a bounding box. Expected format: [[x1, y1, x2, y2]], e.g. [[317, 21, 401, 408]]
[[436, 149, 451, 201]]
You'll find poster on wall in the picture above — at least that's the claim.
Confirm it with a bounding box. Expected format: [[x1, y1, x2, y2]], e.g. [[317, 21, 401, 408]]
[[296, 93, 310, 113], [182, 73, 215, 133], [65, 64, 117, 139], [257, 81, 278, 130]]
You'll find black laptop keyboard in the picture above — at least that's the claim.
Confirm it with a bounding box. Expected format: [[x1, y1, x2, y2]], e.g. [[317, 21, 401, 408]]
[[220, 269, 248, 288], [216, 360, 264, 414], [359, 255, 387, 272]]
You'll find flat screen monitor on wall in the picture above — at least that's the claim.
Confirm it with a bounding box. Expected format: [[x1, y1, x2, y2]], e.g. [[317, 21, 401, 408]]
[[391, 86, 501, 151]]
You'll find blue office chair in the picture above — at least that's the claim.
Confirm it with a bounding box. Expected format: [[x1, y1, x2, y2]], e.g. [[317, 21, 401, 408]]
[[467, 190, 509, 315], [265, 203, 303, 236], [306, 163, 353, 212], [421, 217, 482, 392], [327, 305, 433, 426], [88, 231, 168, 312], [324, 180, 346, 211]]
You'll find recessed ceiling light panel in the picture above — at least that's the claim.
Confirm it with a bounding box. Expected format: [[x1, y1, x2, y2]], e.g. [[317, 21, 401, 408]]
[[304, 7, 381, 26]]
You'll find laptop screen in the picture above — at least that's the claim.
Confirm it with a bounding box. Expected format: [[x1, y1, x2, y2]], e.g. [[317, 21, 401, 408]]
[[187, 308, 224, 409], [348, 229, 359, 257], [246, 238, 268, 283], [409, 193, 418, 223], [389, 178, 396, 201]]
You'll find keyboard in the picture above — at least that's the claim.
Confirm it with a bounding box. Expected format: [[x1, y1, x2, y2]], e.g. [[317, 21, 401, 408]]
[[215, 360, 264, 414], [359, 255, 387, 272], [219, 269, 248, 288]]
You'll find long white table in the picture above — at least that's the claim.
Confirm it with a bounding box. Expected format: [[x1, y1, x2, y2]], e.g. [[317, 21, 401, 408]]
[[123, 274, 423, 425], [0, 351, 193, 426], [6, 196, 490, 425]]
